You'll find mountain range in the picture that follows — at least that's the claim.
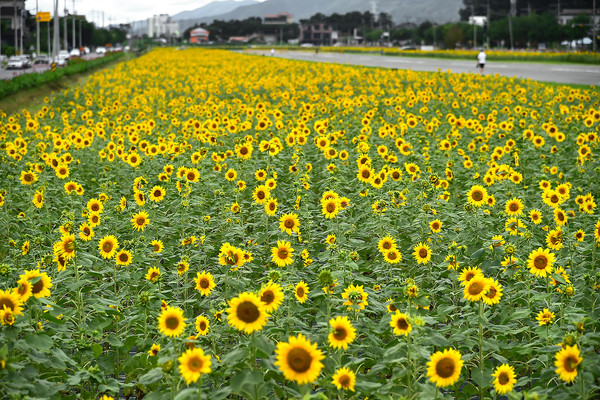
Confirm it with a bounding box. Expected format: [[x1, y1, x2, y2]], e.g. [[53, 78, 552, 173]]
[[132, 0, 463, 35]]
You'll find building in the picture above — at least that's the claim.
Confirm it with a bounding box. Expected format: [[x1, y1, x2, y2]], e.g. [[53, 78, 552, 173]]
[[0, 0, 26, 54], [190, 27, 209, 43], [264, 12, 292, 25], [147, 14, 180, 38], [300, 23, 337, 46], [558, 9, 599, 26]]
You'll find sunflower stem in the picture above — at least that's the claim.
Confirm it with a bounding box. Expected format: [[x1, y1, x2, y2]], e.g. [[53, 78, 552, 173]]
[[580, 368, 585, 399], [407, 332, 412, 398], [197, 374, 203, 400], [478, 300, 484, 400]]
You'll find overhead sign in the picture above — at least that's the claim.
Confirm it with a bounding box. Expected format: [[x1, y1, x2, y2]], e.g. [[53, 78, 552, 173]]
[[36, 12, 51, 22]]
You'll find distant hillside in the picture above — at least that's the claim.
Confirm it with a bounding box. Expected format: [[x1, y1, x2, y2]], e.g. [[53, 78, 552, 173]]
[[184, 0, 463, 26], [171, 0, 259, 22]]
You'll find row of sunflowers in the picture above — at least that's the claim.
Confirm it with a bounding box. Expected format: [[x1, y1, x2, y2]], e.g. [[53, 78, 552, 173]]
[[0, 48, 599, 399]]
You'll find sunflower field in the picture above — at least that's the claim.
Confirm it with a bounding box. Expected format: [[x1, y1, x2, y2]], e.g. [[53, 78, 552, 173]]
[[0, 48, 599, 400]]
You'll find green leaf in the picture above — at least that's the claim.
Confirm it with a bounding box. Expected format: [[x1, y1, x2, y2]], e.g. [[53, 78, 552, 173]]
[[210, 387, 233, 400], [138, 367, 164, 385], [174, 388, 198, 400], [25, 333, 53, 351], [92, 343, 104, 358], [106, 334, 124, 347]]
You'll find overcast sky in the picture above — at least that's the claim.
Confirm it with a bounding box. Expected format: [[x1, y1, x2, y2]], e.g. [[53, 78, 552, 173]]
[[27, 0, 227, 26]]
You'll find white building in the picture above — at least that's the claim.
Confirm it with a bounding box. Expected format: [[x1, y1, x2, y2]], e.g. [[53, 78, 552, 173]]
[[147, 14, 180, 38]]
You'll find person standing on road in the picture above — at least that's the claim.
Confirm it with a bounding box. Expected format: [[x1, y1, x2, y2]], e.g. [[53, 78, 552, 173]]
[[477, 49, 486, 74]]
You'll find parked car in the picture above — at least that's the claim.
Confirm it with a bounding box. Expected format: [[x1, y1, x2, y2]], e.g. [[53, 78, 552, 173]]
[[53, 55, 67, 67], [69, 48, 81, 57], [83, 46, 90, 54], [95, 47, 106, 54], [58, 50, 70, 60], [7, 56, 28, 70], [33, 56, 51, 66]]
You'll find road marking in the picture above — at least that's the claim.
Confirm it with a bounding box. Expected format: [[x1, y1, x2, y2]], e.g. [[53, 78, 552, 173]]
[[551, 67, 600, 73]]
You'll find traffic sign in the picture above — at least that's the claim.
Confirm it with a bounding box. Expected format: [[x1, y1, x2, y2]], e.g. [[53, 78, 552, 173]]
[[36, 12, 51, 22]]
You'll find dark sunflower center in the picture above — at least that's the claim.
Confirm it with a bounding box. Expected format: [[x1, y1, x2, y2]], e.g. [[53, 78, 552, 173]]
[[564, 356, 578, 372], [326, 203, 336, 213], [550, 195, 559, 203], [468, 281, 483, 296], [419, 249, 428, 258], [339, 375, 351, 387], [487, 287, 497, 298], [287, 347, 312, 373], [24, 174, 33, 182], [296, 287, 305, 297], [261, 290, 274, 305], [188, 356, 203, 372], [397, 318, 409, 330], [278, 249, 288, 259], [237, 301, 259, 323], [361, 170, 370, 178], [472, 191, 483, 201], [119, 253, 128, 262], [257, 191, 265, 200], [435, 357, 456, 378], [498, 372, 509, 385], [382, 241, 392, 249], [199, 321, 207, 331], [509, 203, 518, 211], [102, 242, 113, 252], [534, 256, 548, 269], [136, 217, 145, 226], [65, 240, 75, 252], [153, 244, 160, 251], [165, 316, 180, 330], [333, 327, 347, 341], [389, 303, 397, 312], [284, 219, 295, 228], [387, 252, 398, 260], [0, 298, 15, 311], [154, 190, 161, 197], [200, 279, 209, 289], [91, 204, 99, 211], [240, 147, 248, 155]]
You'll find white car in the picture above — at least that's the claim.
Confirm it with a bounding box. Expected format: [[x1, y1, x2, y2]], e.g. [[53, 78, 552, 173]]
[[69, 48, 81, 57], [53, 56, 67, 67], [96, 47, 106, 54], [7, 56, 27, 70], [58, 50, 70, 60]]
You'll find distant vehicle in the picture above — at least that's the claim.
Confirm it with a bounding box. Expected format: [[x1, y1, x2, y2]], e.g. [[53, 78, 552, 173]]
[[6, 56, 28, 70], [58, 50, 70, 60], [33, 56, 51, 66], [96, 47, 106, 54], [400, 45, 417, 50], [83, 46, 90, 54], [53, 56, 67, 67], [300, 43, 314, 47], [69, 48, 81, 57]]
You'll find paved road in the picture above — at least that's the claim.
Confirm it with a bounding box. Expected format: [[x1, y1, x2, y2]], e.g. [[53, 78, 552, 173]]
[[246, 50, 600, 86], [0, 53, 103, 81]]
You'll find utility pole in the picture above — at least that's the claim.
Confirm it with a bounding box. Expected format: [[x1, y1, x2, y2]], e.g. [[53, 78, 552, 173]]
[[79, 17, 82, 49], [63, 0, 67, 49], [53, 0, 59, 57], [36, 0, 40, 56], [471, 0, 477, 49], [486, 0, 490, 49], [72, 0, 75, 49], [508, 0, 516, 50], [0, 5, 2, 58], [593, 0, 597, 53], [14, 0, 17, 53], [20, 7, 23, 54]]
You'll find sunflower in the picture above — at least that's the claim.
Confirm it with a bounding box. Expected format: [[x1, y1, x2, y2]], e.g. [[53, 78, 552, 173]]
[[595, 220, 600, 243], [252, 184, 270, 205], [178, 347, 212, 384], [492, 364, 516, 395], [15, 279, 33, 302], [429, 219, 443, 233], [328, 316, 356, 350], [148, 186, 166, 202], [271, 240, 294, 267], [115, 249, 133, 266], [78, 223, 94, 241], [554, 345, 582, 383], [341, 284, 368, 311], [259, 281, 285, 313], [574, 230, 585, 242], [150, 239, 164, 253], [275, 333, 325, 384], [131, 211, 150, 231], [145, 266, 161, 282], [465, 185, 487, 207], [390, 312, 412, 336], [426, 348, 463, 388], [527, 247, 555, 278], [20, 269, 52, 299], [53, 234, 76, 260], [21, 240, 30, 255], [554, 208, 567, 226], [195, 315, 210, 336], [331, 367, 356, 391], [194, 271, 216, 297], [176, 260, 189, 275], [264, 198, 278, 216], [20, 170, 38, 185], [536, 308, 555, 326], [294, 281, 310, 304], [0, 289, 24, 316], [32, 189, 44, 208], [158, 306, 186, 337], [321, 198, 340, 219], [87, 198, 104, 214], [325, 234, 336, 246], [279, 213, 300, 235], [504, 198, 524, 216], [227, 292, 269, 334], [482, 278, 503, 305], [88, 212, 101, 227], [413, 242, 432, 264], [148, 343, 161, 356], [377, 236, 396, 253], [98, 235, 119, 259], [463, 275, 489, 302], [357, 165, 373, 183]]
